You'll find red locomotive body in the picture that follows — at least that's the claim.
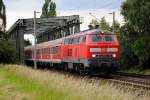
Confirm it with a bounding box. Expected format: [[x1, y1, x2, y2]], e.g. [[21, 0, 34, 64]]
[[25, 29, 120, 75]]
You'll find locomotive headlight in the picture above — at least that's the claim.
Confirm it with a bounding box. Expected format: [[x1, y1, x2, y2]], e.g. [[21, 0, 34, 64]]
[[112, 54, 116, 58], [107, 48, 118, 52], [90, 48, 101, 52], [92, 54, 96, 58]]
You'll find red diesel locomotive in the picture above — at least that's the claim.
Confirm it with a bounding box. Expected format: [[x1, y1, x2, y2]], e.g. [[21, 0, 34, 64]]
[[25, 29, 120, 75]]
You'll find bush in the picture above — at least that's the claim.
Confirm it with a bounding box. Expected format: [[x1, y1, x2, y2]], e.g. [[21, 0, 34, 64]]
[[132, 36, 150, 69], [0, 40, 16, 64], [120, 39, 139, 69]]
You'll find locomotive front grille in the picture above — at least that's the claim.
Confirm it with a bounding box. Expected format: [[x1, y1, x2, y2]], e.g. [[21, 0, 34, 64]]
[[89, 54, 117, 68], [95, 54, 112, 59]]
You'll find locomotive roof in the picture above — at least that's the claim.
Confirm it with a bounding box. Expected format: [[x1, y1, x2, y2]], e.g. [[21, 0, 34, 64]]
[[79, 29, 114, 35], [64, 29, 114, 39], [25, 29, 114, 49]]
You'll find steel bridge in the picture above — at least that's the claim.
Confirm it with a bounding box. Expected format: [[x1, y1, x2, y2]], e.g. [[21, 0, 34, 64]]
[[8, 15, 81, 64]]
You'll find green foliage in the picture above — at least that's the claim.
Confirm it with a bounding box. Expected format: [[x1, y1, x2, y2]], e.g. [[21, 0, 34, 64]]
[[90, 17, 121, 35], [90, 17, 111, 31], [48, 1, 56, 17], [121, 0, 150, 35], [0, 40, 16, 64], [0, 1, 14, 64], [100, 17, 111, 31], [121, 0, 150, 69], [0, 31, 8, 41], [120, 39, 139, 69], [0, 0, 6, 31], [132, 36, 150, 68], [0, 65, 149, 100], [113, 20, 121, 36], [0, 31, 16, 64], [41, 0, 56, 18], [90, 19, 99, 26]]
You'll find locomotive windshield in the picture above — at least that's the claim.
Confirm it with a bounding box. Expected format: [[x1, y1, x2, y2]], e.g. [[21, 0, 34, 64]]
[[91, 35, 117, 42], [92, 35, 102, 42], [104, 35, 117, 42]]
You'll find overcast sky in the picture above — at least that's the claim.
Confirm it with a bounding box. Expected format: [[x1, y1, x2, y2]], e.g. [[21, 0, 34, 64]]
[[4, 0, 124, 43]]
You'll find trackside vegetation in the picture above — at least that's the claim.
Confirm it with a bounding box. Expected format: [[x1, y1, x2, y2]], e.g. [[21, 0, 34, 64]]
[[123, 67, 150, 75], [0, 41, 16, 64], [0, 65, 149, 100], [120, 0, 150, 69]]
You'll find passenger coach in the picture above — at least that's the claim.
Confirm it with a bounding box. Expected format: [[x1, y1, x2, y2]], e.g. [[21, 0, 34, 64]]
[[25, 29, 120, 75]]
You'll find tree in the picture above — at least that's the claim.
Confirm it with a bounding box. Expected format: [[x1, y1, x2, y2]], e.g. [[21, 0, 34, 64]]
[[0, 30, 8, 41], [99, 17, 111, 31], [90, 17, 111, 31], [121, 0, 150, 68], [0, 40, 16, 64], [111, 20, 121, 35], [90, 17, 121, 34], [122, 0, 150, 36], [41, 0, 56, 18], [90, 19, 99, 26], [0, 0, 6, 32], [48, 1, 56, 17], [0, 31, 16, 64]]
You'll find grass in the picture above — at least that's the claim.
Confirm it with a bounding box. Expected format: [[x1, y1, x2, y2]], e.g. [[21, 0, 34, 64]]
[[122, 67, 150, 75], [0, 64, 149, 100]]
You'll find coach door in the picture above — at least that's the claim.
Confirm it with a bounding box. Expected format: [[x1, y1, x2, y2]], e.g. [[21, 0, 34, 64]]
[[78, 36, 86, 63], [72, 37, 80, 63]]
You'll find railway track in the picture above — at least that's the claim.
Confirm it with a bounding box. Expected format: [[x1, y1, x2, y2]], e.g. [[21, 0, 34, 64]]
[[109, 72, 150, 89], [33, 66, 150, 90], [56, 70, 150, 89], [52, 69, 150, 89]]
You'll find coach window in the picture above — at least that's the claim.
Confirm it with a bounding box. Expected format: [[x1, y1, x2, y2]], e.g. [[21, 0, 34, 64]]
[[45, 48, 47, 53], [82, 36, 86, 42], [69, 38, 73, 44], [49, 48, 51, 54], [32, 50, 33, 57], [64, 39, 69, 45], [43, 48, 46, 54], [37, 49, 40, 55], [78, 37, 80, 42], [64, 39, 67, 44], [51, 47, 59, 54], [72, 38, 76, 44], [44, 48, 46, 53], [73, 38, 79, 44]]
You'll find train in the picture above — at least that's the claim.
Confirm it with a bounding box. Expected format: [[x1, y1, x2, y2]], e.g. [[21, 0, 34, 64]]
[[25, 29, 120, 75]]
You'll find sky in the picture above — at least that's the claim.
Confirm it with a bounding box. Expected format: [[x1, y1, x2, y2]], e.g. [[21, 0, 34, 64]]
[[4, 0, 125, 44]]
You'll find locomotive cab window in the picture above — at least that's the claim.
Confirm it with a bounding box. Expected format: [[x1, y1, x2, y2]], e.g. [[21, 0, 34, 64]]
[[92, 35, 102, 42], [104, 35, 117, 42]]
